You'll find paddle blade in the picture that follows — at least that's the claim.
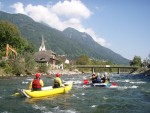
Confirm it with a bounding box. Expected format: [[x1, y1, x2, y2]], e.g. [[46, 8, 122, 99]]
[[11, 92, 20, 96], [83, 79, 89, 85]]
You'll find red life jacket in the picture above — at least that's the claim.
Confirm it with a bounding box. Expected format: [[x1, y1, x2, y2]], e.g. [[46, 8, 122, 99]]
[[32, 78, 41, 89]]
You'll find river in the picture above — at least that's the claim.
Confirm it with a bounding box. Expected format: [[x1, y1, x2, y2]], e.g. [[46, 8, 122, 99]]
[[0, 73, 150, 113]]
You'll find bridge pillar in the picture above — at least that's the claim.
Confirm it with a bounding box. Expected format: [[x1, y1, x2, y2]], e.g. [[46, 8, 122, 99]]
[[92, 67, 95, 73], [109, 68, 112, 73], [117, 68, 120, 74]]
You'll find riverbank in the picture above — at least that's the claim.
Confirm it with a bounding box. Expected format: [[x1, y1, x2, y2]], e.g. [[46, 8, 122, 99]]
[[47, 69, 82, 75], [0, 68, 82, 77], [1, 67, 150, 77], [133, 67, 150, 76]]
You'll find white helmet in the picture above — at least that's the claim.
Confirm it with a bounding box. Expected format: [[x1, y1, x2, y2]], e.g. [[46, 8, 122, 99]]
[[104, 72, 107, 76]]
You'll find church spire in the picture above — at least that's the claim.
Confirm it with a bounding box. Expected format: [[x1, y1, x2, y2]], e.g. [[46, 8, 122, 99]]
[[39, 35, 46, 51]]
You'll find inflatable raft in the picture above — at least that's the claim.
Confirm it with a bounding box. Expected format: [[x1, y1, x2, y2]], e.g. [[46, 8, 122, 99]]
[[20, 81, 73, 98], [83, 79, 118, 88]]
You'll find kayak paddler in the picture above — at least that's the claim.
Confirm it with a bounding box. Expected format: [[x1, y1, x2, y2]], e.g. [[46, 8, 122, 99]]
[[28, 73, 44, 90], [53, 73, 63, 88], [101, 72, 110, 83], [90, 73, 101, 83]]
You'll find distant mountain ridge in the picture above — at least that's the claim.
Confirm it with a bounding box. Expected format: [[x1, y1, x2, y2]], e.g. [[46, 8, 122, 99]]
[[0, 11, 129, 64], [63, 27, 129, 64]]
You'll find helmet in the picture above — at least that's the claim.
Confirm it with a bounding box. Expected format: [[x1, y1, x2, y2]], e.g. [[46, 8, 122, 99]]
[[92, 73, 96, 76], [36, 73, 41, 78], [104, 72, 107, 76], [101, 74, 104, 78], [56, 73, 60, 77]]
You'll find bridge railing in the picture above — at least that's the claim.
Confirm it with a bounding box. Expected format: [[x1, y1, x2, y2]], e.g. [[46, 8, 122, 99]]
[[73, 65, 139, 68], [72, 65, 139, 74]]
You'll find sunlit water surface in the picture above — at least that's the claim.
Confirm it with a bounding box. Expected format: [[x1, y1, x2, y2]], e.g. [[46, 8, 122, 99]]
[[0, 74, 150, 113]]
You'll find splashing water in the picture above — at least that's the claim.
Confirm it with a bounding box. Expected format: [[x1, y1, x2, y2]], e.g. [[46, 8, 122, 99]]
[[0, 74, 150, 113]]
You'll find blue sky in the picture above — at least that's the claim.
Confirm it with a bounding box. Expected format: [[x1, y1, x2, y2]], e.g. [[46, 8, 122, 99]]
[[0, 0, 150, 61]]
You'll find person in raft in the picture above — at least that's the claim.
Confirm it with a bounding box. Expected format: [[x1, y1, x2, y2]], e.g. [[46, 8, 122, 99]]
[[29, 73, 44, 90], [101, 72, 110, 83], [90, 73, 101, 83], [53, 73, 63, 88]]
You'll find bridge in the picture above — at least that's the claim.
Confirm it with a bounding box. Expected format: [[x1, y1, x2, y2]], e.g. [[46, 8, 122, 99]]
[[73, 65, 139, 74]]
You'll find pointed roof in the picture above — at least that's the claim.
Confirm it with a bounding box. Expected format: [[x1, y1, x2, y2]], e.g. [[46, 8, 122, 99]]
[[34, 50, 57, 62], [39, 35, 46, 51]]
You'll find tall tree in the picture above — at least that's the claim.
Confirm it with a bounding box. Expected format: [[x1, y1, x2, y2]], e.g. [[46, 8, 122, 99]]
[[0, 21, 34, 55], [0, 21, 35, 75], [130, 55, 142, 67]]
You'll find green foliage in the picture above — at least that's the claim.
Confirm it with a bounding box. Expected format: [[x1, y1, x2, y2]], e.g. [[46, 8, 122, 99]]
[[76, 55, 91, 65], [90, 59, 113, 65], [0, 60, 7, 67], [0, 68, 4, 75], [0, 21, 21, 50], [142, 53, 150, 67], [0, 20, 36, 76], [130, 55, 142, 67], [38, 63, 48, 73], [3, 61, 13, 74], [0, 54, 37, 76], [12, 58, 26, 75], [75, 55, 91, 72], [24, 52, 37, 73], [142, 58, 149, 67], [0, 20, 34, 55]]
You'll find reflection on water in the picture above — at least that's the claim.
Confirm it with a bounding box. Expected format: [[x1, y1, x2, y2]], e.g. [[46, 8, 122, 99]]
[[0, 74, 150, 113]]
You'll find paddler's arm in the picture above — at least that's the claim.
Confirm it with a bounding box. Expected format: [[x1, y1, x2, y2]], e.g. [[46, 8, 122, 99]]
[[40, 80, 44, 87], [28, 81, 32, 90], [55, 77, 64, 87], [59, 79, 63, 87], [58, 78, 63, 87]]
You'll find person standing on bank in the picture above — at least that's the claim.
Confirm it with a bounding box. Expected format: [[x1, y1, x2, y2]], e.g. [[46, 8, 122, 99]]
[[53, 73, 63, 88], [29, 73, 44, 90]]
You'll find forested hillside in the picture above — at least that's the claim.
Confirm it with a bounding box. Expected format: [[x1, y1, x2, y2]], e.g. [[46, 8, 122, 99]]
[[0, 11, 129, 64]]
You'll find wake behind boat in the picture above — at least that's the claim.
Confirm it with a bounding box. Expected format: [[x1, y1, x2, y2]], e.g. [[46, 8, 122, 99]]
[[20, 81, 73, 98]]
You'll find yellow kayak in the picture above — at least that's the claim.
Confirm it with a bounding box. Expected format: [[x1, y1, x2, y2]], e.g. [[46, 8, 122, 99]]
[[20, 81, 73, 98]]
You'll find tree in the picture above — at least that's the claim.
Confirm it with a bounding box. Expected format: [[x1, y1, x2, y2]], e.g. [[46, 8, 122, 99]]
[[76, 55, 91, 65], [141, 53, 150, 68], [142, 58, 149, 67], [0, 21, 35, 76], [130, 55, 142, 67], [0, 21, 21, 50], [148, 53, 150, 64], [0, 21, 34, 56]]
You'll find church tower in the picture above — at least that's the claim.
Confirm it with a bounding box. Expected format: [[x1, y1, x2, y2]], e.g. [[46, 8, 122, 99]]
[[39, 35, 46, 51]]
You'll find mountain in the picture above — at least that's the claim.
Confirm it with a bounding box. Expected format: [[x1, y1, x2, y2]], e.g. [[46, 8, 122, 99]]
[[63, 27, 130, 64], [0, 11, 129, 64]]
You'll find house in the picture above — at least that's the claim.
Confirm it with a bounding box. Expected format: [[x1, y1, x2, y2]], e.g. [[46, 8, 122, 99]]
[[58, 55, 70, 64], [34, 36, 58, 68]]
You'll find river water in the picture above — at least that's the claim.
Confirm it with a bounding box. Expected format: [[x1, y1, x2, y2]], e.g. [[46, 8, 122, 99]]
[[0, 73, 150, 113]]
